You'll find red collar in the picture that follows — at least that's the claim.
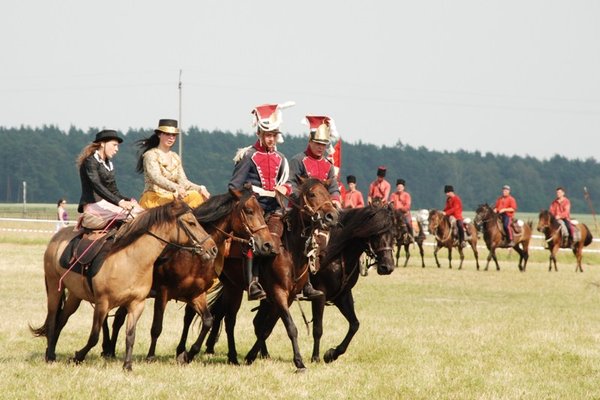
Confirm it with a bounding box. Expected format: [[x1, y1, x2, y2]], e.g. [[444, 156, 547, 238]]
[[254, 140, 275, 153], [304, 145, 322, 160]]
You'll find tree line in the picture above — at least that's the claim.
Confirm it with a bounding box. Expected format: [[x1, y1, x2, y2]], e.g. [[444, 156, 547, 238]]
[[1, 125, 599, 213]]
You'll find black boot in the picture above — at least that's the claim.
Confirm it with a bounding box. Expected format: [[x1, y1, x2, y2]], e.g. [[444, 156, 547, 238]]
[[246, 256, 266, 301], [301, 277, 324, 301]]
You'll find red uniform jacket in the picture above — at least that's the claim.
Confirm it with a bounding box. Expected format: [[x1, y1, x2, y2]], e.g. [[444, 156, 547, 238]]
[[495, 195, 517, 218], [343, 190, 365, 209], [390, 191, 412, 219], [549, 197, 571, 220], [444, 195, 463, 220]]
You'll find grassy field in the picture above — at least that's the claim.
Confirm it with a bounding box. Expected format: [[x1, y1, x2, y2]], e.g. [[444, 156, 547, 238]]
[[1, 239, 600, 400]]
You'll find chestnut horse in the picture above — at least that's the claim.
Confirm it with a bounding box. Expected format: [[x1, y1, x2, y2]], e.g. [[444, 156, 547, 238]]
[[391, 208, 426, 268], [181, 177, 339, 371], [537, 210, 593, 272], [428, 209, 480, 270], [100, 186, 275, 361], [30, 201, 216, 370], [474, 203, 532, 271]]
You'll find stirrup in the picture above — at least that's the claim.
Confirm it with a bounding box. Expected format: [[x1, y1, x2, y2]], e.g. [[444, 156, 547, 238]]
[[248, 282, 266, 301]]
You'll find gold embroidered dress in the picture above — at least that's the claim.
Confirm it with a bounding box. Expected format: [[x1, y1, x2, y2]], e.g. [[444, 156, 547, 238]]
[[139, 148, 205, 208]]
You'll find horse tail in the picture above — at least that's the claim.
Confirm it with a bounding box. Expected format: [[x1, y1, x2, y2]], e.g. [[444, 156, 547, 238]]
[[206, 279, 224, 309], [584, 225, 593, 246]]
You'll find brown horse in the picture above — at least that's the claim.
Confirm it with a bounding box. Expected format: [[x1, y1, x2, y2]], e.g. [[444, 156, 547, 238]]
[[101, 186, 274, 362], [30, 201, 216, 370], [188, 177, 339, 371], [474, 203, 532, 271], [391, 208, 426, 268], [536, 210, 593, 272], [428, 209, 480, 270]]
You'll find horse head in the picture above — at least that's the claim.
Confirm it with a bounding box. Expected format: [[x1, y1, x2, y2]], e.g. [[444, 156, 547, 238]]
[[536, 209, 554, 233], [229, 184, 277, 256], [171, 201, 218, 261], [474, 203, 494, 226], [367, 221, 396, 275], [427, 209, 443, 232], [296, 176, 339, 230]]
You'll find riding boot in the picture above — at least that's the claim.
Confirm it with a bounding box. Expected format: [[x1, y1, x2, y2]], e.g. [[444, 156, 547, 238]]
[[301, 275, 324, 301], [246, 255, 266, 301]]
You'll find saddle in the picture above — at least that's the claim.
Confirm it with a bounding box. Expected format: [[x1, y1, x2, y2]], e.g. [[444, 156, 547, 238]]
[[59, 227, 118, 291]]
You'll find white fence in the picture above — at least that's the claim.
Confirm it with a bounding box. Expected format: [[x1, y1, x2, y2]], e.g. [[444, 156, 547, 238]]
[[2, 217, 600, 253]]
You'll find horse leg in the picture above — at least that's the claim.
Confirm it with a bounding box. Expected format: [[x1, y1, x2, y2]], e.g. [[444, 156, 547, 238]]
[[185, 295, 214, 363], [447, 246, 453, 269], [492, 248, 501, 271], [73, 299, 109, 365], [395, 243, 401, 267], [47, 291, 81, 362], [102, 305, 126, 358], [403, 244, 410, 268], [324, 291, 359, 364], [418, 242, 425, 268], [245, 301, 278, 365], [175, 304, 197, 364], [204, 294, 225, 355], [221, 290, 244, 365], [458, 246, 465, 270], [433, 245, 441, 268], [146, 290, 169, 362], [311, 295, 327, 363], [122, 300, 146, 371], [471, 241, 480, 271], [550, 245, 559, 271], [574, 246, 583, 272]]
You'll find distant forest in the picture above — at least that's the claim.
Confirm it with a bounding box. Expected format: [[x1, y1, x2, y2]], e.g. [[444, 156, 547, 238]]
[[1, 125, 599, 213]]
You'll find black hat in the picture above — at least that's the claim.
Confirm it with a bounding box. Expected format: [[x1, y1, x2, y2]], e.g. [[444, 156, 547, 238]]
[[377, 166, 386, 177], [347, 175, 357, 184], [94, 130, 123, 143], [397, 179, 405, 186], [155, 119, 180, 135], [444, 185, 454, 193]]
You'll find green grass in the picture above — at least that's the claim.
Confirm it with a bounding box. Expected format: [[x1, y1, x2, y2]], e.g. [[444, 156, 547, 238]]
[[2, 242, 600, 399]]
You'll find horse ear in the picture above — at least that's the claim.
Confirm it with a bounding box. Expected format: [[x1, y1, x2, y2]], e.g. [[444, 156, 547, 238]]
[[298, 175, 307, 184]]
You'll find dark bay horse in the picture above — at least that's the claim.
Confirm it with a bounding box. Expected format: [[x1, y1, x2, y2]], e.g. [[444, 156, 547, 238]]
[[474, 203, 532, 271], [239, 206, 395, 364], [391, 208, 426, 268], [30, 201, 216, 371], [537, 210, 593, 272], [181, 177, 339, 371], [101, 186, 274, 362], [428, 209, 480, 270], [309, 206, 395, 363]]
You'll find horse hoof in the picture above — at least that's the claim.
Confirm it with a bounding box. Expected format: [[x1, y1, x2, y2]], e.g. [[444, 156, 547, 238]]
[[227, 358, 240, 366], [101, 351, 116, 359], [146, 356, 157, 363], [311, 356, 321, 363], [122, 363, 133, 372], [295, 367, 307, 374], [323, 349, 336, 363], [176, 352, 189, 365]]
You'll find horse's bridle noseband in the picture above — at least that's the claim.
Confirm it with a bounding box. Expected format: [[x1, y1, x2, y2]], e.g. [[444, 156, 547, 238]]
[[147, 214, 211, 255]]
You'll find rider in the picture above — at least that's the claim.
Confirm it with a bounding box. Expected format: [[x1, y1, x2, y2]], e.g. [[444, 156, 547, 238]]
[[343, 175, 365, 209], [493, 184, 517, 246], [389, 179, 413, 241], [77, 129, 143, 229], [229, 102, 295, 301], [289, 115, 342, 300], [443, 185, 465, 247], [367, 166, 391, 205], [549, 186, 573, 247], [136, 119, 210, 209]]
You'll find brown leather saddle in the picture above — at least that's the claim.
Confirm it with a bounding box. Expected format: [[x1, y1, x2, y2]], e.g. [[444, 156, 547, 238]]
[[59, 228, 118, 290]]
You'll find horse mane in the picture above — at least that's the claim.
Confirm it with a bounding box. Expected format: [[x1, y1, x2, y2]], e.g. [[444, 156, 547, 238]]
[[321, 206, 393, 266], [193, 191, 246, 225], [110, 201, 191, 254]]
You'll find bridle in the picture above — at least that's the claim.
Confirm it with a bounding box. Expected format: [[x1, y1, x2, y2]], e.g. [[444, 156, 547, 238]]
[[209, 196, 270, 252], [429, 212, 452, 243], [146, 214, 212, 255]]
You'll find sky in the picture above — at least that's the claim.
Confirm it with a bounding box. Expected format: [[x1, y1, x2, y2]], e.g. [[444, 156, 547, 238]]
[[2, 1, 600, 160]]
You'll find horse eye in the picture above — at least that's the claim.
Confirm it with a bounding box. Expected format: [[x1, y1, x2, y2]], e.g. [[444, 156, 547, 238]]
[[244, 207, 253, 215]]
